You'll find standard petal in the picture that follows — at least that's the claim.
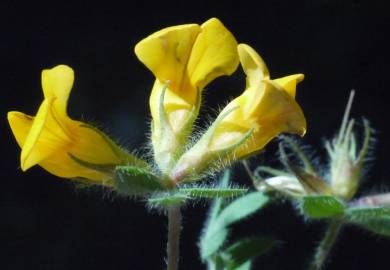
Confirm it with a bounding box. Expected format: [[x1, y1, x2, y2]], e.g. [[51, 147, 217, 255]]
[[41, 65, 74, 109], [134, 23, 201, 93], [238, 44, 270, 87], [273, 74, 304, 98], [187, 18, 239, 90]]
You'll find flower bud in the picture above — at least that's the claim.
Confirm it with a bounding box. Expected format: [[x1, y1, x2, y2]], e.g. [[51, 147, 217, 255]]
[[256, 175, 307, 197], [328, 92, 371, 200]]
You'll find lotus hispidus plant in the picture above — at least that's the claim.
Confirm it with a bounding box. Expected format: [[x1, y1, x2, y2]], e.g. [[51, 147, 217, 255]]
[[8, 18, 307, 270]]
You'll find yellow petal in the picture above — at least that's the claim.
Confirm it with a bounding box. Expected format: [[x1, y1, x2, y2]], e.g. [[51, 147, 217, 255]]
[[8, 101, 124, 181], [206, 96, 248, 151], [8, 109, 73, 176], [209, 120, 250, 151], [41, 65, 74, 110], [134, 23, 201, 94], [137, 18, 239, 133], [8, 111, 34, 148], [8, 64, 141, 184], [7, 111, 79, 179], [67, 122, 123, 166], [251, 80, 306, 135], [238, 44, 270, 87], [39, 154, 112, 184], [38, 121, 123, 183], [187, 18, 239, 90], [19, 98, 71, 171], [137, 18, 239, 169], [209, 78, 306, 157], [273, 74, 304, 98], [149, 80, 193, 133]]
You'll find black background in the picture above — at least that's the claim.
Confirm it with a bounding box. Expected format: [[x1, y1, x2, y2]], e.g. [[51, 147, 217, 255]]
[[2, 0, 390, 269]]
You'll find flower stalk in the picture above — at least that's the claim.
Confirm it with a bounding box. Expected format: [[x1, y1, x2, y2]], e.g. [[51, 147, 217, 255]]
[[167, 205, 182, 270], [308, 219, 343, 270]]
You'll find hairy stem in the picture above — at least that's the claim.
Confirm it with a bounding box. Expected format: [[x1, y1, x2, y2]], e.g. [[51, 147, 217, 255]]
[[167, 205, 182, 270], [308, 219, 343, 270]]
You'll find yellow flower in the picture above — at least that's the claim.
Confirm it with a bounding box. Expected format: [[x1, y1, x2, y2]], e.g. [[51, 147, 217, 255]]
[[208, 44, 306, 158], [8, 65, 143, 185], [172, 44, 306, 181], [135, 18, 239, 170]]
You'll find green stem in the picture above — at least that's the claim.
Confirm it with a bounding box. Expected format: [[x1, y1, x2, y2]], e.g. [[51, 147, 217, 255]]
[[167, 205, 182, 270], [308, 219, 343, 270]]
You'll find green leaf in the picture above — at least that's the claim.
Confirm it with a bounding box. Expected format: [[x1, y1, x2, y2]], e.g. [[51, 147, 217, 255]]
[[236, 261, 252, 270], [209, 171, 231, 222], [346, 207, 390, 221], [222, 237, 275, 270], [114, 166, 165, 195], [211, 192, 269, 233], [351, 217, 390, 237], [346, 207, 390, 237], [201, 192, 269, 260], [213, 254, 228, 270], [200, 171, 232, 260], [179, 187, 248, 199], [147, 192, 189, 208], [300, 195, 346, 219], [200, 228, 229, 260]]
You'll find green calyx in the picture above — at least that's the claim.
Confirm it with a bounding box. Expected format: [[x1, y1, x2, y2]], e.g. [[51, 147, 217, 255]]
[[152, 82, 179, 172], [171, 106, 254, 183], [152, 82, 202, 173], [114, 166, 166, 196]]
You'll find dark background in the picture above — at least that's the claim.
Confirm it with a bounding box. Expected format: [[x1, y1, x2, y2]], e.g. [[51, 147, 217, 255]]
[[1, 0, 390, 269]]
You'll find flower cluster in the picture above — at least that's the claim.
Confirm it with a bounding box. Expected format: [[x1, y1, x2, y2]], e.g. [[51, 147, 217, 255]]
[[256, 91, 372, 201], [8, 18, 306, 191]]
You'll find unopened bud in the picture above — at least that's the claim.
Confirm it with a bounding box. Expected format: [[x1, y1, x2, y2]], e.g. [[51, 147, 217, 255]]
[[328, 92, 371, 200], [256, 175, 307, 197]]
